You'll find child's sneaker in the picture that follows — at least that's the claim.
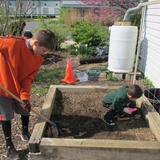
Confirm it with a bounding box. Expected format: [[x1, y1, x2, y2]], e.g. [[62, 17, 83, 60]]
[[103, 119, 115, 126]]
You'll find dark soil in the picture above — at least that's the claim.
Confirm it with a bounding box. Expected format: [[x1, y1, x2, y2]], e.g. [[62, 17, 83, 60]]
[[0, 50, 156, 160], [47, 92, 156, 141]]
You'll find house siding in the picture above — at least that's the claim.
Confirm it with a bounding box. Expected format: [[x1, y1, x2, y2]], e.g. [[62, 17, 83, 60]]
[[9, 0, 61, 16], [139, 3, 160, 87]]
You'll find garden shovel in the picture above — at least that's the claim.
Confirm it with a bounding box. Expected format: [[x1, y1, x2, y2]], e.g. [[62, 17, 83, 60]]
[[0, 84, 59, 137]]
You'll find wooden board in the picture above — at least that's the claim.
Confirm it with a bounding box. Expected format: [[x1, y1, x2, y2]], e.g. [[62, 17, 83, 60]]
[[31, 138, 160, 160], [142, 96, 160, 141], [54, 85, 119, 93], [114, 21, 131, 26], [29, 86, 57, 153]]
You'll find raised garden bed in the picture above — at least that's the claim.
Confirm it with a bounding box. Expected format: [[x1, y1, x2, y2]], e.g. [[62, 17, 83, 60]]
[[29, 85, 160, 160]]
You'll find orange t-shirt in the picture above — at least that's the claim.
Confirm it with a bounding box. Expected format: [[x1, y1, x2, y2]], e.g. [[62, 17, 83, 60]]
[[0, 36, 43, 100]]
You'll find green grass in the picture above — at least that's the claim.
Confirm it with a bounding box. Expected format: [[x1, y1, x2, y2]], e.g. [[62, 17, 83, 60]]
[[98, 64, 108, 72], [31, 68, 65, 96], [106, 72, 119, 81], [31, 85, 50, 96], [35, 68, 65, 84]]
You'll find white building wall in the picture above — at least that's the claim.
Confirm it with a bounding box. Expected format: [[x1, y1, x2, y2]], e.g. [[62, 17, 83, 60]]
[[9, 0, 16, 14], [9, 0, 61, 16], [41, 1, 60, 16], [139, 2, 160, 87]]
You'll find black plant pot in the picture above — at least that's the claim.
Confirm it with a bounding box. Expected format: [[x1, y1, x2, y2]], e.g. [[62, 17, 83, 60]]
[[80, 55, 108, 65]]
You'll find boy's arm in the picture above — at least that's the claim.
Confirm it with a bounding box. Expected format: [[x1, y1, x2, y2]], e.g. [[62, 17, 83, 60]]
[[123, 101, 137, 115], [127, 101, 136, 108], [112, 97, 124, 111], [19, 71, 37, 101]]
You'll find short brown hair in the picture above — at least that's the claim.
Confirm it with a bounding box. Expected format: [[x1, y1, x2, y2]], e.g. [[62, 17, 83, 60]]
[[127, 84, 143, 99], [34, 29, 56, 50]]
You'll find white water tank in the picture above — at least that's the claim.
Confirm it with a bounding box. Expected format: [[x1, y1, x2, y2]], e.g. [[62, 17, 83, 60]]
[[108, 25, 138, 73]]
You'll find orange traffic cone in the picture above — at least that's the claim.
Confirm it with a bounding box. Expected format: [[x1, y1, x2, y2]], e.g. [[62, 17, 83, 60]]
[[61, 58, 77, 84]]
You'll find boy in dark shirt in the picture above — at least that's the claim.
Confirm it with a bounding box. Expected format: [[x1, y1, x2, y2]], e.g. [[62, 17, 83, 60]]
[[102, 84, 143, 126]]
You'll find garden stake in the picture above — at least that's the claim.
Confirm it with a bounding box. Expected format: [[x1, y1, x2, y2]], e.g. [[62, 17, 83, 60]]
[[0, 84, 59, 137]]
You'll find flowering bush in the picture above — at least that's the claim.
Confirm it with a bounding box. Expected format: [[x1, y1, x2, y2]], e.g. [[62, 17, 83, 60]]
[[81, 0, 139, 24], [66, 44, 96, 58]]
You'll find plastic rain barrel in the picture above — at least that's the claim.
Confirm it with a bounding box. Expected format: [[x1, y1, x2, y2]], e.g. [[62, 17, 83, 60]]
[[108, 25, 138, 73]]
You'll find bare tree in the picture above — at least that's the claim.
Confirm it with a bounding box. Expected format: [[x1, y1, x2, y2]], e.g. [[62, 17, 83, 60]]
[[15, 0, 37, 18], [0, 0, 10, 35], [0, 0, 36, 36]]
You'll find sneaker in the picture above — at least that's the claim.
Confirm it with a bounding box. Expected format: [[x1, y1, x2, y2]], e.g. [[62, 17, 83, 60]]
[[103, 119, 115, 126], [6, 145, 20, 160], [123, 107, 137, 115], [20, 132, 31, 142]]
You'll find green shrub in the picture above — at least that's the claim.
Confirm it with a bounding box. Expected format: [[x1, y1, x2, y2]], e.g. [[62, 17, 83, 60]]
[[0, 7, 25, 36], [59, 8, 69, 23], [38, 18, 71, 50], [143, 77, 154, 88], [66, 44, 78, 55], [71, 21, 108, 47], [106, 72, 119, 81], [129, 13, 141, 29], [67, 44, 95, 58], [77, 45, 95, 57], [8, 20, 26, 36]]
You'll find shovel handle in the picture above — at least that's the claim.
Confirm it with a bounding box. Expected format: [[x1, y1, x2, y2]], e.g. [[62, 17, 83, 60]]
[[0, 84, 53, 125], [0, 84, 21, 103]]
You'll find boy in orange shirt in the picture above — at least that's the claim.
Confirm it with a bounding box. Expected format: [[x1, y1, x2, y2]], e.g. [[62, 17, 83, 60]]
[[0, 29, 56, 160]]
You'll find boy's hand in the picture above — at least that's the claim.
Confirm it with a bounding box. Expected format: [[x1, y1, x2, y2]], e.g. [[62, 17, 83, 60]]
[[22, 100, 31, 112], [123, 107, 137, 115]]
